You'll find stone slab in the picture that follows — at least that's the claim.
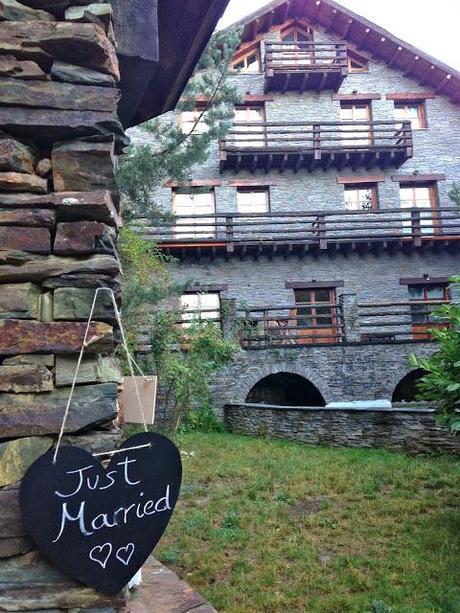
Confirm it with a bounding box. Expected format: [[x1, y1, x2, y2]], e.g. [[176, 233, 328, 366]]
[[0, 22, 119, 79], [52, 139, 116, 191], [0, 250, 119, 282], [65, 2, 112, 24], [0, 282, 40, 319], [0, 227, 51, 253], [50, 60, 115, 86], [0, 0, 55, 21], [0, 365, 53, 392], [0, 550, 126, 610], [0, 171, 47, 193], [55, 354, 122, 385], [0, 208, 55, 227], [0, 320, 113, 355], [0, 536, 33, 559], [54, 221, 115, 254], [128, 556, 217, 613], [0, 436, 53, 487], [0, 55, 47, 79], [53, 287, 116, 320], [0, 77, 119, 112], [0, 191, 121, 227], [0, 382, 118, 436], [3, 354, 54, 367], [0, 138, 37, 174], [36, 157, 52, 177], [0, 487, 26, 539]]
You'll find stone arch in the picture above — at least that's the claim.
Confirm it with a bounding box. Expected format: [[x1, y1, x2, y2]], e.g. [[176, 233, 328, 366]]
[[392, 368, 428, 403], [246, 372, 326, 406], [235, 361, 330, 406]]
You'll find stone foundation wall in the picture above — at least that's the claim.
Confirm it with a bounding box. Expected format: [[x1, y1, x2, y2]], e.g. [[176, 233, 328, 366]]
[[0, 2, 126, 610], [225, 403, 460, 455]]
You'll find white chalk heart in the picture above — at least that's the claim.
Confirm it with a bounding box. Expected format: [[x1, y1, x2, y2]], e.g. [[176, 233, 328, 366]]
[[116, 543, 135, 566], [89, 543, 112, 569]]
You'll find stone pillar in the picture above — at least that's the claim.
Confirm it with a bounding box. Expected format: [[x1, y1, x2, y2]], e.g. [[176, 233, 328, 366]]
[[339, 293, 361, 343], [0, 3, 125, 610], [221, 298, 239, 341]]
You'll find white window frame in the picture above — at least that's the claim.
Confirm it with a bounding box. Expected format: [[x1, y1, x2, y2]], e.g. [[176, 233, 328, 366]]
[[180, 292, 221, 327], [173, 190, 216, 239]]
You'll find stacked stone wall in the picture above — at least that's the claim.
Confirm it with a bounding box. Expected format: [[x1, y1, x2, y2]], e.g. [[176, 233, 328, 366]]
[[0, 2, 126, 610]]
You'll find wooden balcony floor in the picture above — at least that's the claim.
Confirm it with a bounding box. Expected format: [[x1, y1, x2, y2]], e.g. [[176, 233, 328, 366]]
[[265, 68, 346, 93]]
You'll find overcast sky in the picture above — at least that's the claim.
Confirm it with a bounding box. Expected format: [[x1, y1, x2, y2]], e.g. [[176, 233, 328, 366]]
[[218, 0, 460, 71]]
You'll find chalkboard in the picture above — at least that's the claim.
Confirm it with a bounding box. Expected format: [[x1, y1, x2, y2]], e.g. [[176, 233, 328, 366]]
[[19, 432, 182, 595]]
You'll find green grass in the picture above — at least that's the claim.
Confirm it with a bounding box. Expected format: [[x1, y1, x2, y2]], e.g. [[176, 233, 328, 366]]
[[157, 433, 460, 613]]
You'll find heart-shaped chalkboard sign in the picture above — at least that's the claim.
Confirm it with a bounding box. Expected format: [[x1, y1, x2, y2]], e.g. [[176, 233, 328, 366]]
[[19, 432, 182, 595]]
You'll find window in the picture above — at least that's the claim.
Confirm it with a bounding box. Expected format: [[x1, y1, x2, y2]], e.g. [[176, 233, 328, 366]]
[[348, 54, 368, 73], [232, 47, 261, 73], [280, 26, 313, 43], [408, 283, 450, 326], [237, 188, 269, 214], [179, 109, 208, 135], [180, 292, 221, 327], [232, 105, 265, 148], [173, 189, 215, 239], [399, 183, 437, 234], [294, 288, 336, 327], [344, 184, 378, 211], [394, 102, 427, 129], [340, 102, 372, 146], [279, 25, 315, 67]]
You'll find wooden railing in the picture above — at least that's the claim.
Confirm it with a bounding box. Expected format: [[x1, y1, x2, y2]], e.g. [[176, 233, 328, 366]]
[[357, 300, 451, 342], [219, 120, 412, 153], [148, 207, 460, 248], [265, 41, 348, 72], [237, 302, 343, 348]]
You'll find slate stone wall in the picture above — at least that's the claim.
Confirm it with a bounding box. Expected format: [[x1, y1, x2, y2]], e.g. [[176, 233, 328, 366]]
[[0, 3, 126, 610], [225, 403, 460, 455]]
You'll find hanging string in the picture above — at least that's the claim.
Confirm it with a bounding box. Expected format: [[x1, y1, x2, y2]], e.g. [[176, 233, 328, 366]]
[[53, 287, 150, 464]]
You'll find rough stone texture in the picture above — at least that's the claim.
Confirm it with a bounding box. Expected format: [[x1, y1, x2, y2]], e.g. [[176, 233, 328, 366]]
[[0, 364, 53, 392], [0, 437, 53, 487], [0, 207, 55, 226], [0, 137, 37, 174], [0, 190, 121, 226], [0, 282, 40, 318], [35, 157, 51, 177], [65, 2, 112, 25], [54, 220, 115, 254], [225, 403, 460, 455], [62, 429, 122, 455], [0, 382, 118, 436], [0, 251, 119, 282], [0, 171, 47, 193], [3, 353, 54, 367], [0, 319, 112, 354], [0, 536, 33, 559], [0, 550, 126, 610], [53, 286, 116, 320], [128, 555, 218, 613], [0, 0, 55, 22], [0, 226, 51, 253], [0, 55, 47, 79], [52, 139, 116, 191], [0, 77, 119, 111], [55, 354, 121, 385], [50, 59, 115, 86], [0, 22, 120, 78]]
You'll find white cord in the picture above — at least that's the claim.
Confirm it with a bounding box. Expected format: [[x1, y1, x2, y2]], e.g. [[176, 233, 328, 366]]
[[53, 287, 149, 464]]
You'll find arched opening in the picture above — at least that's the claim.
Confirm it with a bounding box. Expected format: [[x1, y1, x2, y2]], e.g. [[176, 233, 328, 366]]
[[392, 369, 427, 403], [246, 372, 325, 407]]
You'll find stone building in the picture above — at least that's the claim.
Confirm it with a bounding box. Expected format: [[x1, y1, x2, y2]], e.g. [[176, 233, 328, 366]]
[[144, 0, 460, 452], [0, 0, 229, 610]]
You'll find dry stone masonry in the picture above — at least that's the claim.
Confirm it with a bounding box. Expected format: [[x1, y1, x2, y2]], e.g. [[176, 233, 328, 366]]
[[0, 1, 126, 610]]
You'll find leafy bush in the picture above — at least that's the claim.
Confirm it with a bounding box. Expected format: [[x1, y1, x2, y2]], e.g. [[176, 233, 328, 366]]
[[181, 404, 226, 433]]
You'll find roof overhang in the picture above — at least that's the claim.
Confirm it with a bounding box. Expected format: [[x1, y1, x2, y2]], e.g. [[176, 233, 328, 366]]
[[227, 0, 460, 104], [111, 0, 230, 127]]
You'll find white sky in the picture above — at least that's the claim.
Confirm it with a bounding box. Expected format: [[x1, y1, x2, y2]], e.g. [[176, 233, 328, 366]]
[[218, 0, 460, 71]]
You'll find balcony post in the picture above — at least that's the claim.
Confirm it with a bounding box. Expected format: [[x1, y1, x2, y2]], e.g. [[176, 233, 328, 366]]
[[225, 215, 235, 253], [339, 293, 360, 343], [402, 120, 413, 156], [411, 209, 422, 247], [313, 123, 321, 160], [317, 214, 327, 250], [220, 298, 239, 341]]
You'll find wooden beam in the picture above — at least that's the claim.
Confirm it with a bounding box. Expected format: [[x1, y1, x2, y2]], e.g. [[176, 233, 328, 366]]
[[388, 46, 403, 68], [342, 18, 353, 39], [403, 55, 419, 77], [420, 64, 436, 86], [435, 73, 452, 94], [356, 27, 371, 51], [317, 72, 328, 92], [325, 9, 338, 33]]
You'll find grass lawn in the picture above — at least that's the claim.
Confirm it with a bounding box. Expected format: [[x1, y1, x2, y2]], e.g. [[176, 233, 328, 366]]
[[156, 433, 459, 613]]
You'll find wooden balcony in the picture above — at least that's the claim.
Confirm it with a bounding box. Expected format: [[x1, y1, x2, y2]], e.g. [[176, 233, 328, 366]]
[[219, 121, 413, 173], [148, 207, 460, 259], [264, 41, 348, 93], [237, 300, 451, 349]]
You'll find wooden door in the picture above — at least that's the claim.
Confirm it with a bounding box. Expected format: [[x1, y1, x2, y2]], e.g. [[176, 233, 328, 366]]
[[292, 288, 338, 344]]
